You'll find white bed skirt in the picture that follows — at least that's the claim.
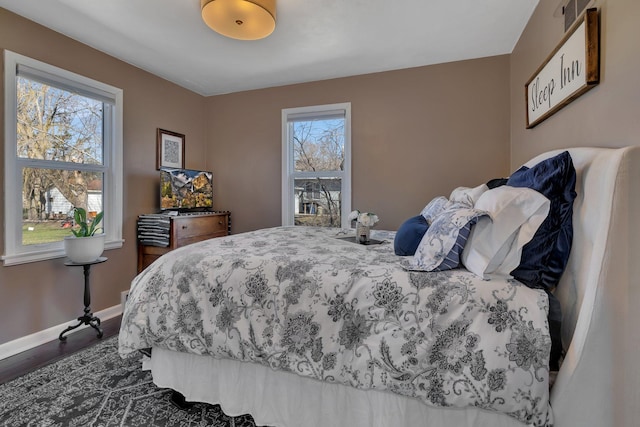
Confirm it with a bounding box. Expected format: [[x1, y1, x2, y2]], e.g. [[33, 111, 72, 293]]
[[147, 347, 531, 427]]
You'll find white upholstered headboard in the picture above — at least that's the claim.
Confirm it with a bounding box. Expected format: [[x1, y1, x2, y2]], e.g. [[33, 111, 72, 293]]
[[523, 147, 640, 427]]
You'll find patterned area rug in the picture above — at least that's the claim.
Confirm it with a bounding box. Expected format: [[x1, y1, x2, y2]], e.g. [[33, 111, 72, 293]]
[[0, 337, 263, 426]]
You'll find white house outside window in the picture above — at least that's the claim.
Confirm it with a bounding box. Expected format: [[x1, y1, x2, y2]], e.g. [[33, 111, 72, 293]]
[[282, 103, 351, 227], [2, 51, 123, 266]]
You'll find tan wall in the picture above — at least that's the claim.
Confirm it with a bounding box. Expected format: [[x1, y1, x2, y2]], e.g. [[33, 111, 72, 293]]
[[207, 56, 512, 233], [510, 0, 640, 165], [0, 9, 513, 347], [0, 9, 207, 345], [510, 2, 640, 422]]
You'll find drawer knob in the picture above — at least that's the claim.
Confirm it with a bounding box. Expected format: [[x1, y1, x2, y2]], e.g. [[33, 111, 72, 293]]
[[219, 221, 223, 224], [182, 225, 188, 229]]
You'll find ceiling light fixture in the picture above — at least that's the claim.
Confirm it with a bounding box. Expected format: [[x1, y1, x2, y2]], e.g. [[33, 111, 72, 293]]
[[201, 0, 276, 41]]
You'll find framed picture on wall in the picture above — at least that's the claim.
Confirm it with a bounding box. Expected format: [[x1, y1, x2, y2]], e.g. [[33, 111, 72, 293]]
[[156, 128, 185, 169], [524, 8, 599, 128]]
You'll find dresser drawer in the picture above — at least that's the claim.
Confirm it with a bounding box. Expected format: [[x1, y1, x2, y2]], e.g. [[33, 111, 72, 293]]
[[171, 214, 229, 248]]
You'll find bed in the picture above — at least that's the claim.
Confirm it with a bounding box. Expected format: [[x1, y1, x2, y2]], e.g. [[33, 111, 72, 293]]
[[119, 146, 640, 427]]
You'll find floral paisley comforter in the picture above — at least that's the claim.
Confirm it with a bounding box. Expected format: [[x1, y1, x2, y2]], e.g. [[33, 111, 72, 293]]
[[119, 226, 552, 426]]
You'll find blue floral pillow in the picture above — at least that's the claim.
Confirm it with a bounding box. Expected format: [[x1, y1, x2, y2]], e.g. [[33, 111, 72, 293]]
[[420, 196, 448, 223], [394, 215, 429, 256], [402, 204, 487, 271]]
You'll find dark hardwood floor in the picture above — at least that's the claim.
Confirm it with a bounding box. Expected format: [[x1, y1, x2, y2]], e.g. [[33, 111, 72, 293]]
[[0, 315, 122, 385]]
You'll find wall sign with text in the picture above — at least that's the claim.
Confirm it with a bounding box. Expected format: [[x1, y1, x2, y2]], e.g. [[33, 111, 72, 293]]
[[525, 8, 599, 129]]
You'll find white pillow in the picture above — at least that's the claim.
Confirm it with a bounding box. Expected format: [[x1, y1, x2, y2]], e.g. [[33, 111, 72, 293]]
[[449, 184, 489, 206], [461, 186, 550, 279]]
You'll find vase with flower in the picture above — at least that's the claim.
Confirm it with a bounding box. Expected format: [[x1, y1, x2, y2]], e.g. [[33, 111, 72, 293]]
[[348, 210, 379, 244]]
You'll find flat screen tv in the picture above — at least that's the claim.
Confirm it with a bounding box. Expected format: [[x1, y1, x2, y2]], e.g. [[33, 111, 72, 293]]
[[160, 168, 213, 211]]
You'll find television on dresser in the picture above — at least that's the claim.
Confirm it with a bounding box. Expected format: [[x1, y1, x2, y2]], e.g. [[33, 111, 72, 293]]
[[160, 168, 213, 212]]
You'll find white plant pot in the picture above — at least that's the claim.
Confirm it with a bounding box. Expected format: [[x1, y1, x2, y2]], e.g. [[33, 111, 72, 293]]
[[64, 233, 105, 264]]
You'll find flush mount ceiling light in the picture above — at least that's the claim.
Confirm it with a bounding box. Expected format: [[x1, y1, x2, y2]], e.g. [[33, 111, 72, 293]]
[[201, 0, 276, 40]]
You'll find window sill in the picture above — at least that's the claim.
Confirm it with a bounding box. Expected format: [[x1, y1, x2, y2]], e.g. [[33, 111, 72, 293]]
[[1, 239, 124, 266]]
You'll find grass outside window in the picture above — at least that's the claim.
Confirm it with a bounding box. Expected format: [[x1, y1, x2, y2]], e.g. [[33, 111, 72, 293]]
[[22, 221, 71, 245]]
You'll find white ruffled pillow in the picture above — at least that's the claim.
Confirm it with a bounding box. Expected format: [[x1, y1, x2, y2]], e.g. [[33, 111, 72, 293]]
[[419, 184, 488, 224], [461, 186, 550, 279], [449, 184, 489, 206]]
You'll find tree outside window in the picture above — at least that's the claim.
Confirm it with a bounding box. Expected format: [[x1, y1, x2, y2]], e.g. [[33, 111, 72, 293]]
[[3, 51, 123, 265], [282, 103, 351, 228], [17, 77, 105, 245]]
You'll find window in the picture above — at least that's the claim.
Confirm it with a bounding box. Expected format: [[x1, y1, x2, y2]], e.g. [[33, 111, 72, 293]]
[[2, 51, 123, 265], [282, 103, 351, 227]]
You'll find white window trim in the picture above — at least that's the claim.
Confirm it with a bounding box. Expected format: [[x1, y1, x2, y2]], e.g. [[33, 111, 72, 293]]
[[2, 50, 123, 266], [281, 102, 351, 227]]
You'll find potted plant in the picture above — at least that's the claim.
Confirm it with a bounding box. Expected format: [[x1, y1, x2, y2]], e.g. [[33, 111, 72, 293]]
[[64, 207, 105, 263]]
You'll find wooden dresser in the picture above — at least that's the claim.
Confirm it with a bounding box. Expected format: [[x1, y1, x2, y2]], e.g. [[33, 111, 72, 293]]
[[137, 211, 230, 273]]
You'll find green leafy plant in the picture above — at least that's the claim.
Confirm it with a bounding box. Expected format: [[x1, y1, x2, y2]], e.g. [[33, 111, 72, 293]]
[[71, 207, 104, 237]]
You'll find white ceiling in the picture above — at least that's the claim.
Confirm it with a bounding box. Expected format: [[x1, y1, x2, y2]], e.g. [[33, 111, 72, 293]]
[[0, 0, 539, 96]]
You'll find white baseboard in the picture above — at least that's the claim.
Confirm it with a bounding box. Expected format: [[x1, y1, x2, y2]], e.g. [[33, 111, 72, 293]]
[[0, 304, 122, 361]]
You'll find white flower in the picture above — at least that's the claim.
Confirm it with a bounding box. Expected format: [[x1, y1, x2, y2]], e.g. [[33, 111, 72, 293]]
[[348, 210, 360, 222], [349, 210, 379, 227]]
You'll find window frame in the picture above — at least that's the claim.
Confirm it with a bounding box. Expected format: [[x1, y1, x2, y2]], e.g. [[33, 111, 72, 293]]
[[2, 50, 123, 266], [281, 102, 351, 227]]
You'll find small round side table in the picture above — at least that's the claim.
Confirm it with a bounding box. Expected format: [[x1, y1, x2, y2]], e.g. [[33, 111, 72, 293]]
[[59, 256, 108, 341]]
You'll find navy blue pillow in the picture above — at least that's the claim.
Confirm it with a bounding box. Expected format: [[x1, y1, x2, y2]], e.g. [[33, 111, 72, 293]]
[[394, 215, 429, 256], [506, 151, 577, 292]]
